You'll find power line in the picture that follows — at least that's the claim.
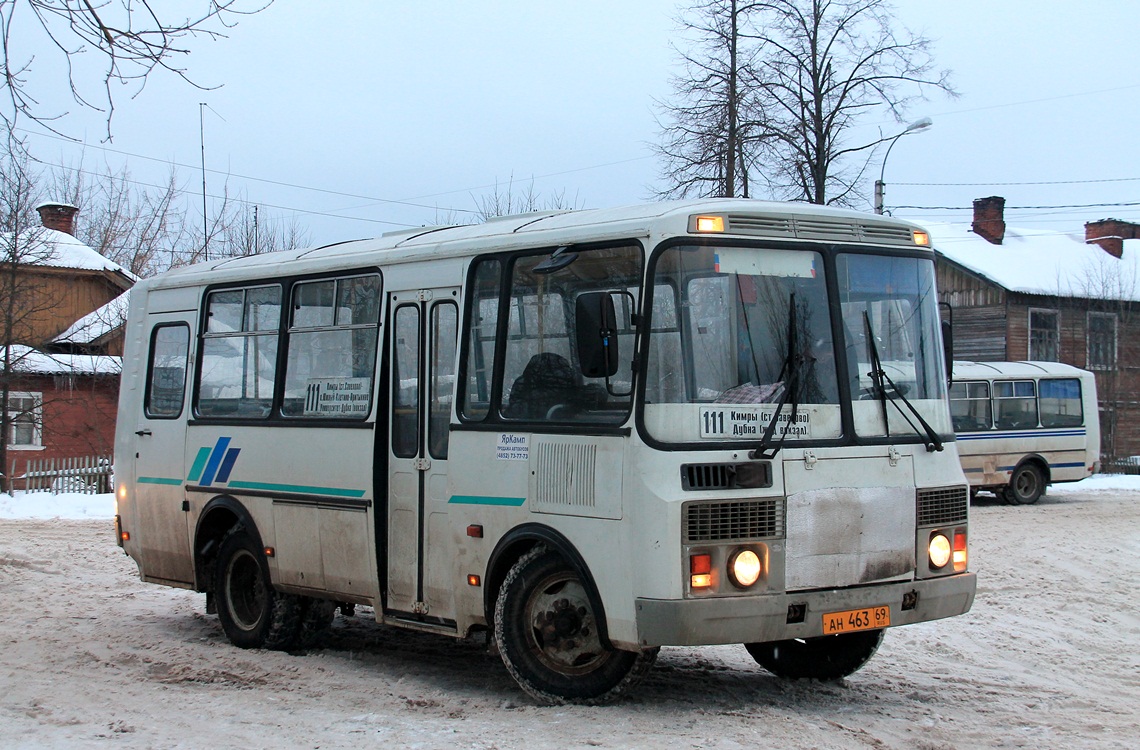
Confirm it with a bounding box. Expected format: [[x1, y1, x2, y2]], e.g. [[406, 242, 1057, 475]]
[[19, 127, 480, 215], [21, 126, 654, 213], [895, 177, 1140, 187], [49, 161, 421, 228], [893, 200, 1140, 211]]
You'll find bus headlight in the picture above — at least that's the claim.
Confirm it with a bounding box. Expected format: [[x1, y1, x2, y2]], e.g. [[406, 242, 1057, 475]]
[[728, 548, 762, 588], [928, 533, 952, 569]]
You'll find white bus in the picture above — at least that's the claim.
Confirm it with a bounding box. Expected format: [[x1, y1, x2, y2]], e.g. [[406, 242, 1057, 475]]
[[114, 199, 976, 704], [950, 361, 1100, 505]]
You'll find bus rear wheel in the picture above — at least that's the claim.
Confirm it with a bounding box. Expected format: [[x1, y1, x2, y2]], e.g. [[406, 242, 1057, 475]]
[[215, 528, 300, 650], [745, 629, 884, 680], [493, 546, 657, 704], [1005, 463, 1044, 505]]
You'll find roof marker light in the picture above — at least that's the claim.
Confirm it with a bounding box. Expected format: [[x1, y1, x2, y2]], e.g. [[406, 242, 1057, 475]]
[[913, 230, 931, 246], [694, 215, 725, 233]]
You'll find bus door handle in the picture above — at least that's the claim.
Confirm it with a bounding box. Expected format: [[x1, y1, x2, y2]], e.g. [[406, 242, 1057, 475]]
[[135, 429, 152, 436]]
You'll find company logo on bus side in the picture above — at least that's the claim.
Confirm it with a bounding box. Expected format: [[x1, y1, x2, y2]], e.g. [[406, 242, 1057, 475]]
[[187, 437, 241, 487]]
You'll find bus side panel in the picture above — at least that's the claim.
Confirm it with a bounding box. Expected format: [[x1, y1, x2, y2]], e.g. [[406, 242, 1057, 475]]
[[183, 423, 379, 604]]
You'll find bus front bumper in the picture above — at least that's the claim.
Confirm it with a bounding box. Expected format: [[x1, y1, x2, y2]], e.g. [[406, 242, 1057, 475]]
[[634, 572, 976, 647]]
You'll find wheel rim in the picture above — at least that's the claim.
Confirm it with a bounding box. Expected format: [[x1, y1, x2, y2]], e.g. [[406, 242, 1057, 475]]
[[523, 571, 610, 676], [225, 548, 266, 632], [1015, 468, 1038, 500]]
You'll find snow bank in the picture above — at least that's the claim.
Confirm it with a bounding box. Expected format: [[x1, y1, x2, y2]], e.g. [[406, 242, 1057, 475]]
[[0, 491, 115, 520]]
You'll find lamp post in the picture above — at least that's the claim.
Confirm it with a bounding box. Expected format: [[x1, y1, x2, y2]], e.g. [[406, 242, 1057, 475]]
[[874, 117, 933, 215]]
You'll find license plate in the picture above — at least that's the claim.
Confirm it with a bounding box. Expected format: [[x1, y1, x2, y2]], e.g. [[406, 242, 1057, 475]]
[[822, 605, 891, 634]]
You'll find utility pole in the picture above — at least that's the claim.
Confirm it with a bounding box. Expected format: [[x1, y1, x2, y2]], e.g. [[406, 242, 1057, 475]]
[[200, 103, 208, 261]]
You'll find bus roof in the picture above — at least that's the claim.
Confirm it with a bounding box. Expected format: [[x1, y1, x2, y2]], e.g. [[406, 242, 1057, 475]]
[[952, 360, 1094, 380], [143, 199, 931, 291]]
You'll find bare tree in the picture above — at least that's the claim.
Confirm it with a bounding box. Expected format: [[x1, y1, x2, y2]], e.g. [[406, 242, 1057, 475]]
[[472, 176, 580, 221], [1, 0, 271, 138], [749, 0, 953, 205], [0, 143, 51, 490], [52, 161, 191, 276], [654, 0, 766, 199], [656, 0, 953, 206], [217, 202, 309, 258]]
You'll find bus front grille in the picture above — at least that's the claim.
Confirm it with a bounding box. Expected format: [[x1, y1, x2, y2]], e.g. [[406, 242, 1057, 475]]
[[916, 486, 969, 527], [684, 499, 784, 542]]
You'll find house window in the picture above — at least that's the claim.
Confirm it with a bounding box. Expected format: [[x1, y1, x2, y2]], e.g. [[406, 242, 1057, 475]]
[[6, 392, 43, 449], [1087, 312, 1117, 370], [1028, 309, 1059, 361]]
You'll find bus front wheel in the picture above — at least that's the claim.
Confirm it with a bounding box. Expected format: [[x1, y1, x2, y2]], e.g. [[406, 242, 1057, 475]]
[[214, 527, 300, 650], [493, 546, 658, 704], [745, 629, 884, 680], [1005, 463, 1044, 505]]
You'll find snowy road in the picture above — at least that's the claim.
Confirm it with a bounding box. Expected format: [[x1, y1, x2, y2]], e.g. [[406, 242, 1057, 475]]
[[1, 487, 1137, 749]]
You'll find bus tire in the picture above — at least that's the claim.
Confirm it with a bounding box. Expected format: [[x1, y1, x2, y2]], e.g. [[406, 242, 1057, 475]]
[[215, 527, 300, 650], [295, 598, 338, 648], [1005, 463, 1044, 505], [745, 629, 884, 680], [493, 545, 658, 704]]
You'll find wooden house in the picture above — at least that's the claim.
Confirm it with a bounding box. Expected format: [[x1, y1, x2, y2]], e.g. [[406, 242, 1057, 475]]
[[2, 203, 134, 488], [933, 197, 1140, 460]]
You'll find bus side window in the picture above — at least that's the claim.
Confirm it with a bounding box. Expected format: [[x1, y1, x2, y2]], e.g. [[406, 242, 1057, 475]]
[[145, 324, 190, 419], [1040, 378, 1083, 427], [198, 285, 281, 418], [949, 380, 991, 432], [994, 380, 1038, 430], [460, 258, 501, 421], [429, 302, 458, 459], [391, 305, 420, 458]]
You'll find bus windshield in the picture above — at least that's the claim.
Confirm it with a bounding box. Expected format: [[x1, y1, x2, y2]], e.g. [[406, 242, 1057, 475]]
[[642, 244, 949, 444]]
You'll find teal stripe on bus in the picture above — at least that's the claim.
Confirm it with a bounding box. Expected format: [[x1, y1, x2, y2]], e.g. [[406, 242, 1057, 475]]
[[226, 480, 366, 498], [138, 477, 183, 486], [449, 495, 526, 507], [187, 447, 211, 482]]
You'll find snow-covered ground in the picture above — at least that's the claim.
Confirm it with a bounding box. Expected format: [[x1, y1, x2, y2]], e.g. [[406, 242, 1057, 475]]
[[1, 478, 1137, 748]]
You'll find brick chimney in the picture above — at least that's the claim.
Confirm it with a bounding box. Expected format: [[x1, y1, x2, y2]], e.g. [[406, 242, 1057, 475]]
[[35, 201, 79, 236], [971, 196, 1006, 245], [1084, 218, 1139, 259]]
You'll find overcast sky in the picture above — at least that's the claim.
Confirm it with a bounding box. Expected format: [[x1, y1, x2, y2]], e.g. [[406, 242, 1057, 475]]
[[14, 1, 1140, 247]]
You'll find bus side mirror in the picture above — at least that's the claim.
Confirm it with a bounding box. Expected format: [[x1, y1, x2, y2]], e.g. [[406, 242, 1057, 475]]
[[576, 292, 619, 378], [942, 318, 954, 386]]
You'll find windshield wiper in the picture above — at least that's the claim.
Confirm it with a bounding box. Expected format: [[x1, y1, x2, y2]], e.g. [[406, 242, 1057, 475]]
[[750, 294, 801, 460], [862, 311, 944, 453]]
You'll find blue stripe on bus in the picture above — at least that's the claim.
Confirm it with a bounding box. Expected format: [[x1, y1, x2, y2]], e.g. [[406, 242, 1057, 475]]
[[215, 447, 242, 483], [956, 429, 1085, 441], [1049, 461, 1087, 469], [199, 437, 232, 486]]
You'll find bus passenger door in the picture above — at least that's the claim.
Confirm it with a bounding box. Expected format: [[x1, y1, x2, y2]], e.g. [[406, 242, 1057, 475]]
[[131, 311, 195, 585], [386, 288, 460, 621]]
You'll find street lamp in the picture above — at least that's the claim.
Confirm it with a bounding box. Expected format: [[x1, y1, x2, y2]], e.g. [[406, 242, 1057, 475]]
[[874, 117, 933, 215]]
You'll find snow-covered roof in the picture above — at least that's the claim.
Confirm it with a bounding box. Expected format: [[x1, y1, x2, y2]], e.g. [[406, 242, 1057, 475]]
[[930, 221, 1140, 301], [4, 345, 121, 375], [2, 227, 136, 281], [53, 291, 131, 346]]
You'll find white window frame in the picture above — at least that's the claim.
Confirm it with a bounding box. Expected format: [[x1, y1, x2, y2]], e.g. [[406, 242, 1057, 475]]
[[1028, 308, 1060, 361], [6, 391, 44, 450], [1087, 311, 1118, 370]]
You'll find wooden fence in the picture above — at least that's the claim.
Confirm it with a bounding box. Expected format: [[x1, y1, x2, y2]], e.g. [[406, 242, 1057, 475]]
[[14, 455, 113, 494]]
